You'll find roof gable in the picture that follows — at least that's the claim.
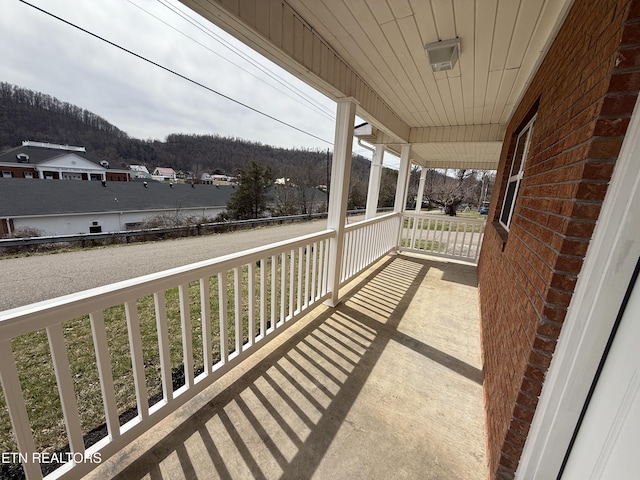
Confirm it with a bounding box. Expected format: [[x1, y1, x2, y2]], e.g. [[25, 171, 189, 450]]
[[38, 153, 107, 171]]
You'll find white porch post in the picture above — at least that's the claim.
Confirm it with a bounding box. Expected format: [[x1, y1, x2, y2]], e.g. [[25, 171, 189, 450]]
[[325, 98, 357, 307], [394, 144, 412, 251], [365, 144, 385, 219], [415, 167, 427, 213], [394, 144, 412, 213]]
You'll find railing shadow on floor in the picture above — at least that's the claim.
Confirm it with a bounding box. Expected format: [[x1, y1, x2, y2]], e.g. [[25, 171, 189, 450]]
[[100, 254, 482, 480]]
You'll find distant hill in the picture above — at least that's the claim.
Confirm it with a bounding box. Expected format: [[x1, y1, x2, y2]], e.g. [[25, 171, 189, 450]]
[[0, 82, 398, 208]]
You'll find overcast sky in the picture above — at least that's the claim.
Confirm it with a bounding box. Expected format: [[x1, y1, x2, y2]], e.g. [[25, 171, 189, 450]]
[[0, 0, 382, 160]]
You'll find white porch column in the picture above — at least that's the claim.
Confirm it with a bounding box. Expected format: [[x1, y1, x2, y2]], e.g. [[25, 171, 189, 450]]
[[415, 167, 427, 212], [394, 144, 412, 213], [325, 97, 357, 307], [394, 144, 412, 252], [365, 144, 385, 219]]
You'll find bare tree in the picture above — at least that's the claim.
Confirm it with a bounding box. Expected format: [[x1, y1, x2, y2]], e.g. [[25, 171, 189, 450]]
[[424, 169, 478, 216]]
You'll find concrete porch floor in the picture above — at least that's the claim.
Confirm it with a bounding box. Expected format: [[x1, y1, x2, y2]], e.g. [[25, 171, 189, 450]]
[[86, 253, 486, 480]]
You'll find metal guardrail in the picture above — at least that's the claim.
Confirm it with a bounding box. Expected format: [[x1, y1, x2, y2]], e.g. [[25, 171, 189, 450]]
[[0, 209, 391, 249]]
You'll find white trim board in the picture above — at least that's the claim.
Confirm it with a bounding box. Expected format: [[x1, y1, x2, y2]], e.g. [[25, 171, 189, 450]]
[[515, 95, 640, 478]]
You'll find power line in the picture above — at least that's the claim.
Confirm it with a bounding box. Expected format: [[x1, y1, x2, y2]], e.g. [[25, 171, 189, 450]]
[[156, 0, 336, 121], [125, 0, 335, 122], [18, 0, 334, 145]]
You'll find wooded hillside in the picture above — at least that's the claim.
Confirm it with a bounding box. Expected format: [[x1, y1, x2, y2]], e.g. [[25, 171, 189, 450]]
[[0, 82, 393, 205]]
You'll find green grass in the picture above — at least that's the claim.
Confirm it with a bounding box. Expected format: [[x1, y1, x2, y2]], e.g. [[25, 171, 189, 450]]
[[403, 216, 484, 234], [400, 239, 442, 251], [0, 255, 309, 459]]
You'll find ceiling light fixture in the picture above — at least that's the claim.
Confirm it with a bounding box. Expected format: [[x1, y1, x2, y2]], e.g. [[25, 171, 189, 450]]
[[425, 38, 460, 72]]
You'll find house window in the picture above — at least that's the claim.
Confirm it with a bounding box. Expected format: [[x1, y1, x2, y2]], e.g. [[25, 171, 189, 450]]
[[499, 116, 535, 230], [2, 171, 12, 178], [24, 172, 33, 179]]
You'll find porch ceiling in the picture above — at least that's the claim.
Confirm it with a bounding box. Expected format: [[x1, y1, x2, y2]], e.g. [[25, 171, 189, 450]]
[[180, 0, 573, 169]]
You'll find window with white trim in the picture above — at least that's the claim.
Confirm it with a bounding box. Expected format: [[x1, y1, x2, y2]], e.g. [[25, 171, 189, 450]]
[[499, 116, 535, 230]]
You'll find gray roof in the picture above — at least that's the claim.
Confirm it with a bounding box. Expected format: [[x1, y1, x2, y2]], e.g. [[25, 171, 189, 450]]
[[0, 178, 234, 217], [0, 144, 109, 168]]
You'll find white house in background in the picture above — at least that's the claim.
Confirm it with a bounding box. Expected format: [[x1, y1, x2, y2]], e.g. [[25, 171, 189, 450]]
[[0, 141, 130, 182], [0, 179, 234, 236], [129, 165, 150, 173], [152, 167, 177, 182]]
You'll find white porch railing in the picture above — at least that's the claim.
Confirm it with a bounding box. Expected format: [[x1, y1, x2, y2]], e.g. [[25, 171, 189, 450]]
[[399, 213, 486, 264], [341, 212, 401, 285], [0, 214, 402, 480]]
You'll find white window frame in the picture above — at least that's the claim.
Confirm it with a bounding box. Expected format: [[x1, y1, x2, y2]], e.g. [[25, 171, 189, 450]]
[[499, 115, 536, 230], [2, 171, 12, 178]]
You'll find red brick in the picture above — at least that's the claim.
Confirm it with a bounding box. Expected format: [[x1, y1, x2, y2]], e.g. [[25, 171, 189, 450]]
[[570, 202, 602, 220], [600, 94, 638, 115], [529, 350, 553, 369], [503, 439, 524, 459], [554, 255, 584, 274], [575, 181, 609, 201], [549, 273, 578, 290], [587, 137, 624, 158], [509, 417, 532, 437], [532, 335, 557, 354], [627, 2, 640, 21], [620, 20, 640, 45], [516, 391, 540, 410], [593, 115, 629, 136], [521, 377, 544, 396], [514, 404, 536, 424], [610, 71, 640, 91], [524, 363, 548, 383], [564, 218, 596, 237], [581, 161, 616, 181]]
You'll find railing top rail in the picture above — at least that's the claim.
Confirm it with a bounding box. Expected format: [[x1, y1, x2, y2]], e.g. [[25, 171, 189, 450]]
[[402, 212, 487, 224], [0, 229, 335, 339], [344, 211, 400, 232]]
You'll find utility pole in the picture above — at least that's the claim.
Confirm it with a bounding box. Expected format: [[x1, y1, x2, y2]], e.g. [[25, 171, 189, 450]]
[[326, 148, 331, 212]]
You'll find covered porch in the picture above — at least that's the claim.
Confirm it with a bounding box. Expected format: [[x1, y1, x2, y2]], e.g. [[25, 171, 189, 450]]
[[86, 252, 484, 480], [0, 208, 485, 480]]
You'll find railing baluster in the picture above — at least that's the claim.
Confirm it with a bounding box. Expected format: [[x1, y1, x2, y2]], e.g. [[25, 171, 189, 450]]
[[248, 262, 256, 346], [289, 249, 295, 319], [270, 255, 277, 333], [218, 271, 229, 363], [280, 252, 286, 324], [453, 220, 461, 257], [200, 277, 213, 374], [178, 284, 194, 388], [154, 292, 173, 402], [410, 215, 418, 248], [260, 258, 267, 339], [317, 239, 324, 297], [90, 310, 120, 440], [0, 341, 42, 480], [322, 239, 329, 296], [460, 223, 469, 258], [234, 267, 242, 353], [124, 301, 148, 418], [47, 323, 85, 457], [304, 243, 311, 308], [311, 241, 318, 302], [297, 246, 303, 314]]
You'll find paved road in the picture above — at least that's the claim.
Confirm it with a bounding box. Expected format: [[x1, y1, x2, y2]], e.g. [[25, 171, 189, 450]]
[[0, 220, 328, 311]]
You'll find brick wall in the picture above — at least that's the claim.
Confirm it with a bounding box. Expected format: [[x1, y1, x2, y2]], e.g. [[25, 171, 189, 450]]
[[478, 1, 640, 478]]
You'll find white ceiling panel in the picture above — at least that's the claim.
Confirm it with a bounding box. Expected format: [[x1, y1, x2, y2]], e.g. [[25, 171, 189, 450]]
[[182, 0, 574, 169]]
